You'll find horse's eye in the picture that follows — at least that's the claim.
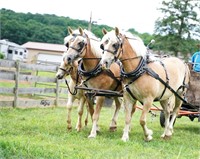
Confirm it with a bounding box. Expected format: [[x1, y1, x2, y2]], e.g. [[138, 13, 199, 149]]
[[65, 42, 69, 48], [78, 41, 85, 48], [112, 43, 119, 50], [100, 44, 104, 50]]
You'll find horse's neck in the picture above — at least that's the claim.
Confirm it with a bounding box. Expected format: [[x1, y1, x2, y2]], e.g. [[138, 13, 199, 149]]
[[70, 67, 78, 83], [82, 45, 99, 71], [121, 39, 141, 72]]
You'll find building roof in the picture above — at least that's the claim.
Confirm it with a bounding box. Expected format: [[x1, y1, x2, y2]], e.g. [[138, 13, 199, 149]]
[[22, 41, 67, 52], [0, 39, 26, 49]]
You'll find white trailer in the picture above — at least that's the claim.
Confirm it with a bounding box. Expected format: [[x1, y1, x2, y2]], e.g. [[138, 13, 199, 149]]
[[0, 39, 28, 61]]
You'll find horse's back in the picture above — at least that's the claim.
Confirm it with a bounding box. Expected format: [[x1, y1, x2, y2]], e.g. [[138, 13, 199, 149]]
[[156, 56, 189, 89]]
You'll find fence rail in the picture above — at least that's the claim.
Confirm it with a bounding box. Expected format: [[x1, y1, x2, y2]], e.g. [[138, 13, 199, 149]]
[[0, 59, 68, 108]]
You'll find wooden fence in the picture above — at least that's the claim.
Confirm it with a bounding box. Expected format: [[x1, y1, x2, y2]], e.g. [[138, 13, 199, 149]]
[[0, 59, 68, 108]]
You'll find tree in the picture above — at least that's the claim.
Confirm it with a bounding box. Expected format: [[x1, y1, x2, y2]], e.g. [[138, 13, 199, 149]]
[[154, 0, 200, 57]]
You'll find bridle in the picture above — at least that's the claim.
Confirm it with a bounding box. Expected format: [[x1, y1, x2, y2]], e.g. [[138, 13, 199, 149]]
[[58, 66, 73, 75], [101, 35, 123, 62]]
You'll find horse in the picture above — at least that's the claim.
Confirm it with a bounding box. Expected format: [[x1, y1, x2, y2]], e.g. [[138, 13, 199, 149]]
[[56, 27, 94, 131], [63, 27, 123, 138], [100, 27, 190, 142]]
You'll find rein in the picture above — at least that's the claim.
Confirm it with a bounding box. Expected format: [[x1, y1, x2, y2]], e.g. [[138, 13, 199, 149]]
[[59, 67, 73, 75], [58, 67, 79, 95]]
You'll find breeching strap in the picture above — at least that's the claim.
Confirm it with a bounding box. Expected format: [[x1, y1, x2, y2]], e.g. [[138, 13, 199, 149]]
[[144, 67, 193, 107]]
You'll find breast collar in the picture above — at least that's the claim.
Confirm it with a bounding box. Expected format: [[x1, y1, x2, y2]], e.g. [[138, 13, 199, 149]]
[[120, 56, 146, 80], [78, 60, 103, 77]]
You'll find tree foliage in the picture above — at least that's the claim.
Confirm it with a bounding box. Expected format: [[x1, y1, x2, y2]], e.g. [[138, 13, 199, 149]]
[[1, 8, 199, 59], [154, 0, 200, 57], [0, 9, 113, 45]]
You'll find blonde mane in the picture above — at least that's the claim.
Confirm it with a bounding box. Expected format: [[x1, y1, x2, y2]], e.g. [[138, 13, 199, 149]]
[[83, 30, 102, 58], [123, 31, 147, 57]]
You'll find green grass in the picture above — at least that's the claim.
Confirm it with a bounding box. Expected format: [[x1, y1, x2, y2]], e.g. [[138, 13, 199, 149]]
[[0, 106, 200, 159]]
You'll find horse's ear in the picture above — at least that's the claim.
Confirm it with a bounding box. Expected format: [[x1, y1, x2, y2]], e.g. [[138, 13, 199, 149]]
[[102, 28, 107, 35], [79, 27, 84, 35], [115, 27, 119, 36], [68, 27, 73, 35]]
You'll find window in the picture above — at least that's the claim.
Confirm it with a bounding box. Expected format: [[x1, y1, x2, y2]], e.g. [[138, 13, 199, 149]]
[[15, 51, 18, 55], [8, 50, 13, 54], [20, 52, 23, 56]]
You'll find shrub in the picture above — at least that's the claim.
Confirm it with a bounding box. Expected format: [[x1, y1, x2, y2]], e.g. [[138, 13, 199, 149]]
[[0, 52, 5, 59]]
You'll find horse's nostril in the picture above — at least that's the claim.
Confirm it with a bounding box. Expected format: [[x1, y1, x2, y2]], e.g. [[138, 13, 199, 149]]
[[67, 57, 71, 63], [105, 61, 108, 68]]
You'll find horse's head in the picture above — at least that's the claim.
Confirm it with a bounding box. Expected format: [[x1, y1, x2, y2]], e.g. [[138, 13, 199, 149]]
[[56, 52, 77, 79], [63, 27, 82, 49], [63, 27, 101, 65], [100, 27, 123, 69], [100, 27, 147, 69], [56, 53, 78, 79], [63, 27, 88, 65], [56, 27, 82, 79]]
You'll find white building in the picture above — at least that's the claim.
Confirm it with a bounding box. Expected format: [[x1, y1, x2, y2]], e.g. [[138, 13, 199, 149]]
[[0, 39, 28, 61]]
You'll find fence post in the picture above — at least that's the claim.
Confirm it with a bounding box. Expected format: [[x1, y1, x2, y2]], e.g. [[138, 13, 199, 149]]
[[55, 66, 60, 107], [55, 78, 60, 107], [13, 61, 20, 107]]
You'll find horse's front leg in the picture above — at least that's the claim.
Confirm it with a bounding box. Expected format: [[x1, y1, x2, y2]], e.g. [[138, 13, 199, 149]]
[[109, 97, 122, 132], [75, 97, 86, 132], [121, 96, 136, 142], [88, 96, 105, 138], [66, 93, 75, 130], [140, 100, 153, 141]]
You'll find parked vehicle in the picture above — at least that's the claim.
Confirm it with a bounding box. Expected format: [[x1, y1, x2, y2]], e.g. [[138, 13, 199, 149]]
[[0, 39, 28, 61]]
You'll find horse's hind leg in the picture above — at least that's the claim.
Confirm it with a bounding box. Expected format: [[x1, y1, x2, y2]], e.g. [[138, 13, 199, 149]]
[[88, 96, 105, 138], [160, 97, 174, 139], [140, 100, 154, 142], [109, 97, 122, 132], [168, 96, 183, 135], [84, 97, 94, 127]]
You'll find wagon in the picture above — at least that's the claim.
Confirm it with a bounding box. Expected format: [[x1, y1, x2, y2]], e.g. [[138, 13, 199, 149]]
[[160, 62, 200, 126]]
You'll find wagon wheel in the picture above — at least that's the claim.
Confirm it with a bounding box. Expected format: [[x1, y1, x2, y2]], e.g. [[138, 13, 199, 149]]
[[160, 111, 176, 127]]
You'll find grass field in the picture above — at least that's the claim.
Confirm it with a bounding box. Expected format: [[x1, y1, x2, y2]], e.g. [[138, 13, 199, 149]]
[[0, 106, 200, 159]]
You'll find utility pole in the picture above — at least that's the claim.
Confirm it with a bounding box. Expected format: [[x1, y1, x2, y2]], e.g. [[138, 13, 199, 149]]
[[88, 11, 92, 31]]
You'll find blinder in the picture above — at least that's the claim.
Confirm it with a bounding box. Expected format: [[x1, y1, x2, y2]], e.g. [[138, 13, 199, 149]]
[[100, 36, 123, 56], [69, 40, 87, 54]]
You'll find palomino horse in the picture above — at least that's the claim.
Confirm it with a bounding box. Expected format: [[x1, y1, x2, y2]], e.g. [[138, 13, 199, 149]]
[[63, 27, 123, 138], [100, 27, 190, 141], [56, 58, 94, 131], [56, 27, 94, 131]]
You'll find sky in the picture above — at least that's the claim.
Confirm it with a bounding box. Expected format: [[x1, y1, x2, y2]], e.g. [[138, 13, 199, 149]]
[[1, 0, 163, 34]]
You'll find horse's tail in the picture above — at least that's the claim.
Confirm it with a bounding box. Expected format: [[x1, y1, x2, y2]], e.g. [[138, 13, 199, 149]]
[[177, 63, 190, 94], [184, 63, 190, 88]]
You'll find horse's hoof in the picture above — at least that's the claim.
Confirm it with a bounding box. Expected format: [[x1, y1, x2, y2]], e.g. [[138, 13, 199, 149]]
[[162, 135, 171, 140], [144, 135, 153, 142], [109, 126, 117, 132], [121, 136, 129, 142], [67, 126, 72, 131], [88, 134, 96, 138], [76, 127, 81, 132]]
